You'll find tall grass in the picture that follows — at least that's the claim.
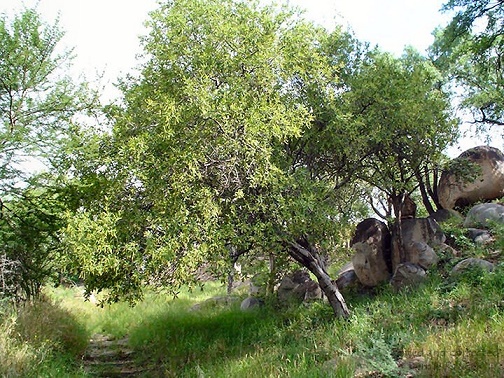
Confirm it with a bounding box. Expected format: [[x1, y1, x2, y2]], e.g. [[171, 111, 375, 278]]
[[0, 295, 88, 377]]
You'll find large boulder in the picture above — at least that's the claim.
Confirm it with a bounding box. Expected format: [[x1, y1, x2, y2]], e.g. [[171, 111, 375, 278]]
[[391, 218, 445, 271], [438, 146, 504, 210], [350, 218, 392, 287], [463, 203, 504, 228]]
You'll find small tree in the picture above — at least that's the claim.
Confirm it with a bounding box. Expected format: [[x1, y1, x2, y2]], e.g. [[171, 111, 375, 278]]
[[333, 48, 459, 261], [0, 7, 99, 300]]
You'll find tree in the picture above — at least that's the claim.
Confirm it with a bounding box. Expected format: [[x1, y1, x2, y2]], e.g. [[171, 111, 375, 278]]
[[0, 7, 99, 300], [329, 48, 459, 263], [64, 0, 360, 317], [431, 0, 504, 127], [338, 49, 459, 217]]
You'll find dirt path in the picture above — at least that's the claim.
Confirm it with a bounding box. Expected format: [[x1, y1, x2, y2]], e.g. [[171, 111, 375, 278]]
[[82, 334, 150, 377]]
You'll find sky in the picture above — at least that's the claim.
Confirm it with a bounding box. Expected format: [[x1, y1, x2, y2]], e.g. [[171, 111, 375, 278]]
[[1, 0, 450, 100], [0, 0, 499, 153]]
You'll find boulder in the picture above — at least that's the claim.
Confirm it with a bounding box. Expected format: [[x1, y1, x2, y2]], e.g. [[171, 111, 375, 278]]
[[451, 258, 495, 275], [438, 146, 504, 210], [277, 270, 322, 304], [463, 203, 504, 228], [391, 262, 426, 290], [466, 228, 494, 244], [350, 218, 392, 287], [391, 218, 445, 271], [400, 194, 417, 219], [240, 296, 263, 311], [404, 241, 439, 269], [335, 262, 361, 291], [352, 242, 392, 287]]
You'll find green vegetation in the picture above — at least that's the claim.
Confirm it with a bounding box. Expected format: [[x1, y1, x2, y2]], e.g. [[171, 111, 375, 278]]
[[1, 220, 503, 377], [1, 0, 504, 377]]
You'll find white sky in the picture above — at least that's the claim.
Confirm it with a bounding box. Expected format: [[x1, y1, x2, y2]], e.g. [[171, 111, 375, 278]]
[[1, 0, 450, 100], [1, 0, 500, 152]]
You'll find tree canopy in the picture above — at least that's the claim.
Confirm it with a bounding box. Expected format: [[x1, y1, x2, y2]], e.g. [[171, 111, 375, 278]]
[[432, 0, 504, 127]]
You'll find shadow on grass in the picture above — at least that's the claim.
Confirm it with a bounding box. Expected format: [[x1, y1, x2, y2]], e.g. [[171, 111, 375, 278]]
[[128, 301, 284, 376]]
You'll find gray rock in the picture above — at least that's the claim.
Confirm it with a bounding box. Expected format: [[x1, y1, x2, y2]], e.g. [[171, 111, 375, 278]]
[[391, 262, 426, 290], [405, 241, 439, 269], [391, 218, 445, 272], [467, 228, 494, 244], [335, 262, 361, 291], [451, 258, 495, 275], [240, 296, 263, 311], [277, 270, 322, 304], [463, 203, 504, 228]]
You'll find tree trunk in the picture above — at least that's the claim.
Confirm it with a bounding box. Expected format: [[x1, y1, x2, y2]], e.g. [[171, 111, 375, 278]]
[[266, 253, 276, 295], [391, 193, 406, 264], [287, 240, 349, 318], [417, 173, 436, 215]]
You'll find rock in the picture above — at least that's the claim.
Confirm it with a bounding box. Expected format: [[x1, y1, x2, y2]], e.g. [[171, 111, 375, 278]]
[[400, 194, 417, 219], [438, 146, 504, 210], [335, 262, 361, 292], [240, 296, 263, 311], [451, 258, 495, 275], [350, 218, 392, 287], [391, 262, 426, 290], [352, 242, 392, 287], [437, 243, 460, 259], [190, 296, 240, 311], [463, 203, 504, 228], [391, 218, 445, 271], [428, 208, 463, 224], [404, 241, 439, 269], [277, 270, 322, 304], [467, 228, 494, 244]]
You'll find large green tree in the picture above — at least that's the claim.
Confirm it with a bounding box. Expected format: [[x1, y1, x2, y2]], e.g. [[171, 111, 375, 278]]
[[432, 0, 504, 127], [64, 0, 363, 317]]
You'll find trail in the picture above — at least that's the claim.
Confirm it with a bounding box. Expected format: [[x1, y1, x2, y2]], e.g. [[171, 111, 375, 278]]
[[83, 333, 150, 377]]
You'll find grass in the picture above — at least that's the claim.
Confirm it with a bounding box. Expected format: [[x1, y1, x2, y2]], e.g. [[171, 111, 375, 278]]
[[0, 221, 503, 377]]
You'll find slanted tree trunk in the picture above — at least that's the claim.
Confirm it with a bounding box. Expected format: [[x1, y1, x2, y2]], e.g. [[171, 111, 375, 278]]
[[287, 240, 349, 318]]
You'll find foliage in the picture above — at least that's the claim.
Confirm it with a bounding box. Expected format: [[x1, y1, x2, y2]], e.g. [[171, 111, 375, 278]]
[[63, 0, 361, 311], [432, 0, 504, 128], [0, 182, 67, 301], [0, 7, 100, 302], [338, 48, 459, 217]]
